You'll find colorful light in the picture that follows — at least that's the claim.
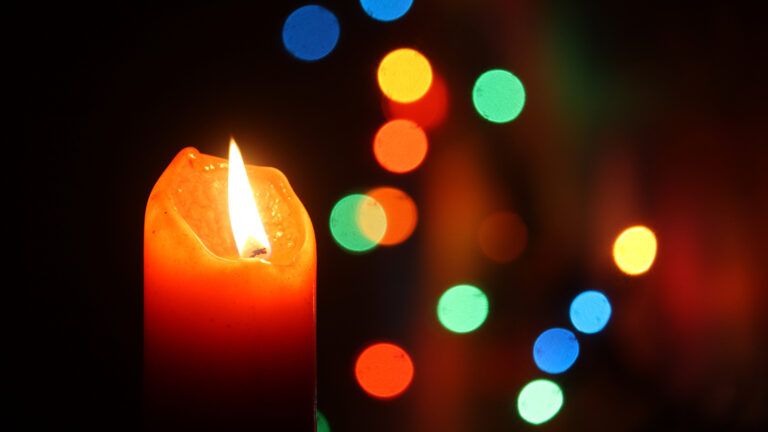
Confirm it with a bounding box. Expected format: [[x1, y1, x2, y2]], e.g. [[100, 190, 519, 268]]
[[329, 194, 387, 253], [383, 73, 448, 130], [517, 379, 564, 425], [360, 0, 413, 22], [377, 48, 433, 103], [477, 211, 527, 262], [282, 5, 340, 61], [570, 290, 612, 334], [355, 342, 414, 399], [317, 410, 331, 432], [533, 328, 579, 374], [613, 225, 657, 275], [365, 187, 418, 246], [373, 119, 428, 173], [472, 69, 525, 123], [437, 284, 489, 334]]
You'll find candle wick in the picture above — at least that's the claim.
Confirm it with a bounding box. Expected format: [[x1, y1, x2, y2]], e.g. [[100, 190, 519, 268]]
[[249, 247, 268, 258]]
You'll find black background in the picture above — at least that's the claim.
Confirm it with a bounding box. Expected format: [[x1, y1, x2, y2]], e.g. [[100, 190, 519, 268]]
[[16, 1, 767, 431]]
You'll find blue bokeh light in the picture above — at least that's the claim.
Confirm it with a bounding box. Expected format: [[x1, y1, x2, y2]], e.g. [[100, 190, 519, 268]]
[[282, 5, 340, 61], [360, 0, 414, 22], [570, 290, 612, 334], [533, 328, 579, 374]]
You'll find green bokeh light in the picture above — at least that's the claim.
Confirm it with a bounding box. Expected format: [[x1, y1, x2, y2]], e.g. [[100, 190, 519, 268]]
[[472, 69, 525, 123], [437, 284, 489, 333], [317, 410, 331, 432], [517, 379, 564, 425], [329, 194, 386, 253]]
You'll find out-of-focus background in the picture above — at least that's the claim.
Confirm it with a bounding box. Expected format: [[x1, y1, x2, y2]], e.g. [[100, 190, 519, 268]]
[[17, 0, 767, 430]]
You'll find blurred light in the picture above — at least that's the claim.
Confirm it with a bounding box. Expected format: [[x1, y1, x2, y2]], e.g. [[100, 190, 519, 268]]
[[383, 73, 448, 130], [360, 0, 413, 22], [329, 194, 386, 253], [517, 379, 564, 425], [282, 5, 340, 61], [570, 290, 611, 334], [317, 410, 331, 432], [355, 342, 414, 399], [533, 328, 579, 374], [477, 211, 527, 262], [373, 119, 428, 173], [613, 225, 657, 275], [378, 48, 433, 103], [365, 186, 418, 246], [472, 69, 525, 123], [437, 284, 489, 333]]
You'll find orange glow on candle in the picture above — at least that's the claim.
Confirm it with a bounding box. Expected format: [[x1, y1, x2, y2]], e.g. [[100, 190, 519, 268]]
[[228, 139, 272, 259], [144, 143, 316, 428]]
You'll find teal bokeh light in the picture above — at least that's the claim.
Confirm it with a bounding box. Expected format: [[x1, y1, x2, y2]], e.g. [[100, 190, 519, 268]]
[[472, 69, 525, 123], [437, 284, 489, 333]]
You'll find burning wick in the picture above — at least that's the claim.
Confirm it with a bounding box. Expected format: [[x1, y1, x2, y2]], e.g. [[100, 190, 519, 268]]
[[228, 138, 272, 260]]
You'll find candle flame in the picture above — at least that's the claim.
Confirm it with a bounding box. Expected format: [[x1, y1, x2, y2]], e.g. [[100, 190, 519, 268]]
[[228, 138, 271, 259]]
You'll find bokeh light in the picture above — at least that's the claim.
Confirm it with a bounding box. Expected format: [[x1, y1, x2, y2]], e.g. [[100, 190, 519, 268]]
[[373, 119, 428, 173], [533, 328, 579, 374], [355, 342, 414, 399], [365, 187, 418, 246], [329, 194, 387, 253], [317, 410, 331, 432], [282, 5, 340, 61], [472, 69, 525, 123], [360, 0, 413, 22], [570, 290, 612, 334], [613, 225, 658, 275], [517, 379, 564, 425], [437, 284, 489, 333], [477, 211, 527, 262], [377, 48, 433, 103], [383, 72, 448, 130]]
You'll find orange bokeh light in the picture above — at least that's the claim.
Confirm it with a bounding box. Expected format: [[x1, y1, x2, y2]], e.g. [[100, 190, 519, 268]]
[[355, 342, 414, 399], [365, 187, 418, 246], [383, 73, 448, 130], [477, 211, 527, 262], [373, 119, 428, 173]]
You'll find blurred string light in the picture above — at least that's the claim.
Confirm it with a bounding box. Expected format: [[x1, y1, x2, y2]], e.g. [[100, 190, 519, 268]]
[[517, 379, 564, 425], [378, 48, 433, 103], [365, 187, 418, 246], [533, 328, 579, 374], [360, 0, 414, 22], [373, 119, 428, 173], [383, 72, 448, 131], [472, 69, 525, 123], [437, 284, 489, 333], [570, 290, 611, 334], [613, 225, 657, 275], [317, 410, 331, 432], [329, 194, 387, 253], [355, 342, 414, 399], [477, 211, 527, 263], [282, 5, 340, 61]]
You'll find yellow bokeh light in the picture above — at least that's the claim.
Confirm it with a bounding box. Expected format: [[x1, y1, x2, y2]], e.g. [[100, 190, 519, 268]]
[[356, 195, 388, 246], [613, 225, 658, 275], [377, 48, 433, 103]]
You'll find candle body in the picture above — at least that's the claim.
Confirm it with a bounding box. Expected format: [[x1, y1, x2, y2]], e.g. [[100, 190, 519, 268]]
[[144, 148, 315, 430]]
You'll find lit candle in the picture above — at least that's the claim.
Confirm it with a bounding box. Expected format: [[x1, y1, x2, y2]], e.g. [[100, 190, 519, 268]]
[[143, 139, 315, 430]]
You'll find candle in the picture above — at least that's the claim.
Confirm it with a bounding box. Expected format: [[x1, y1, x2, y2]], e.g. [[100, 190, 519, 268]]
[[143, 140, 315, 430]]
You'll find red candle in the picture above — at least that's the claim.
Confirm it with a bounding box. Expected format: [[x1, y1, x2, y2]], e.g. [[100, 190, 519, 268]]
[[143, 140, 315, 430]]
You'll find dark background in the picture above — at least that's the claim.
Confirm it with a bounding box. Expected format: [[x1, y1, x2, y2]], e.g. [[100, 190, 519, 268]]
[[16, 1, 767, 431]]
